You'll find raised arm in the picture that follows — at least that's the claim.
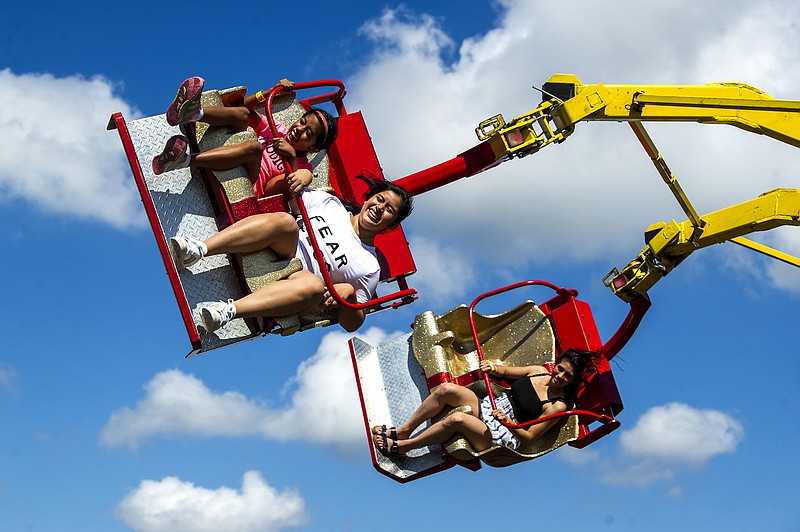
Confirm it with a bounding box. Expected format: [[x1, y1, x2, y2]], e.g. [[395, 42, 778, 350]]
[[244, 79, 295, 109], [479, 360, 549, 380]]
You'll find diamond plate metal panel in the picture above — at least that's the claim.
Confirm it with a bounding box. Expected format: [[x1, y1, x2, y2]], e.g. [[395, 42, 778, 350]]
[[126, 115, 256, 352], [352, 335, 449, 481], [118, 89, 336, 354]]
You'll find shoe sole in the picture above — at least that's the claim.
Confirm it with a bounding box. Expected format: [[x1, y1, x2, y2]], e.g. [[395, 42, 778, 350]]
[[166, 76, 205, 126], [200, 307, 221, 332], [168, 236, 200, 269], [152, 135, 189, 175]]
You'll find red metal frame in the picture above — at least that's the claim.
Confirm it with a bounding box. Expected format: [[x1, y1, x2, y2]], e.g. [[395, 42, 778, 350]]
[[467, 281, 617, 430], [350, 280, 649, 482], [465, 280, 650, 448], [112, 75, 654, 374], [598, 294, 651, 360], [108, 113, 202, 354], [394, 142, 499, 196]]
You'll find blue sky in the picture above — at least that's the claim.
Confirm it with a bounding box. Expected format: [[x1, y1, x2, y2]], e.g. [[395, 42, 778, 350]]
[[1, 1, 799, 530]]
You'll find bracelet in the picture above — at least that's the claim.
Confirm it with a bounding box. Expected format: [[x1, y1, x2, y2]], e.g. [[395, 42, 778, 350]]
[[255, 91, 266, 103], [489, 363, 496, 373]]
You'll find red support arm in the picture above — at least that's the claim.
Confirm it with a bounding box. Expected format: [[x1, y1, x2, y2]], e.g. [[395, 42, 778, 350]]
[[393, 142, 499, 196], [599, 295, 652, 361]]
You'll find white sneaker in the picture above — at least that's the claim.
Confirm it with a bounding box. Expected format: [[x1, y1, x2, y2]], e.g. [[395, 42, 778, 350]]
[[169, 236, 205, 269], [200, 299, 237, 333]]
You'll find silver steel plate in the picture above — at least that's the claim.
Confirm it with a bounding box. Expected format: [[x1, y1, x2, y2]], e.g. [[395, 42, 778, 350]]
[[351, 335, 451, 482]]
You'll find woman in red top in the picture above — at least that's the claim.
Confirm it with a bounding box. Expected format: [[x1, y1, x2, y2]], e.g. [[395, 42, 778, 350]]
[[151, 77, 337, 198]]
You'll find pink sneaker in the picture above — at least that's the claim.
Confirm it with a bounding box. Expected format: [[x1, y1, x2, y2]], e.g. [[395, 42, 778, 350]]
[[152, 135, 189, 175], [166, 76, 204, 126]]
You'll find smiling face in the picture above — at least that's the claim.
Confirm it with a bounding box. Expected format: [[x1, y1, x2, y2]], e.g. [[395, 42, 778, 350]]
[[549, 360, 576, 388], [285, 113, 323, 153], [358, 190, 403, 235]]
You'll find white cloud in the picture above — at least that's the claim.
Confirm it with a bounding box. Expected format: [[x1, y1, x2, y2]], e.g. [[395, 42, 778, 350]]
[[260, 327, 396, 450], [619, 402, 744, 465], [404, 235, 476, 305], [100, 369, 269, 449], [597, 458, 676, 488], [115, 470, 306, 532], [349, 0, 800, 295], [557, 445, 599, 468], [715, 225, 800, 295], [359, 8, 454, 62], [759, 228, 800, 291], [101, 327, 397, 453], [590, 402, 744, 492], [0, 69, 145, 229], [693, 2, 800, 94]]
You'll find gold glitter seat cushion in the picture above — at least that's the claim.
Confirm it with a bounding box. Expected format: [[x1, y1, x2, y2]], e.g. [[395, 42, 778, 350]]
[[410, 302, 579, 465]]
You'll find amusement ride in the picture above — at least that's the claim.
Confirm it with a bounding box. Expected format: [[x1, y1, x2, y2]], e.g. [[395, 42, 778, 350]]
[[110, 73, 800, 481]]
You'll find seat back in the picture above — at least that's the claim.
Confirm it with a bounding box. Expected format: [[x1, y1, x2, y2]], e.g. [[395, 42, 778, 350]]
[[409, 302, 580, 466], [539, 292, 623, 447]]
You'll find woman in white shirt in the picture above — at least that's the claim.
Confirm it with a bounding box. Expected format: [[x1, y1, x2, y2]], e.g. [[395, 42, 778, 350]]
[[169, 176, 413, 332]]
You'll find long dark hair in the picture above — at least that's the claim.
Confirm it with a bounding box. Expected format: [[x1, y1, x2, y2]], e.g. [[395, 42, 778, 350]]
[[555, 348, 595, 400], [341, 174, 414, 229]]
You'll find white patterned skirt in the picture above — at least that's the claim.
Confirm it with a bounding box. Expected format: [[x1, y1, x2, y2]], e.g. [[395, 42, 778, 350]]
[[480, 393, 520, 450]]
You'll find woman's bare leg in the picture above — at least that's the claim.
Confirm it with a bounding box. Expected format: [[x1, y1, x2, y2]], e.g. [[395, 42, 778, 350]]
[[190, 139, 262, 184], [204, 212, 298, 258], [393, 383, 481, 439], [392, 411, 493, 453], [199, 106, 251, 131], [234, 270, 325, 318]]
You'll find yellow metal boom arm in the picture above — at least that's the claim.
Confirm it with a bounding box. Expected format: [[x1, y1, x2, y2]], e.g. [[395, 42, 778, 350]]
[[475, 74, 800, 300], [603, 189, 800, 302]]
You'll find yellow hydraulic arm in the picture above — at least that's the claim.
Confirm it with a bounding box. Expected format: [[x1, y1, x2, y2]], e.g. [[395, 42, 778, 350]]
[[475, 74, 800, 301], [603, 189, 800, 301]]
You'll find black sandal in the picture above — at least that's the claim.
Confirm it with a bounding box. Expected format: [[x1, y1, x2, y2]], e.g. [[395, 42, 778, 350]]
[[372, 424, 398, 441], [372, 432, 405, 459]]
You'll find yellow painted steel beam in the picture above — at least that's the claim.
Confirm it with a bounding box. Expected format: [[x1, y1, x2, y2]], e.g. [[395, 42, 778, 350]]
[[730, 237, 800, 268], [476, 99, 573, 161], [606, 189, 800, 301], [659, 188, 800, 257], [476, 74, 800, 162], [472, 75, 800, 302], [544, 74, 800, 148], [628, 121, 705, 232]]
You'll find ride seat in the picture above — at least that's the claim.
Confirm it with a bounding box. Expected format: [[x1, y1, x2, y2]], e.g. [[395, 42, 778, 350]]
[[410, 302, 580, 467], [193, 86, 337, 335]]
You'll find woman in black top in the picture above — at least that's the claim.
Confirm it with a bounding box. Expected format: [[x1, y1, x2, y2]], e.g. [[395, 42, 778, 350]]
[[372, 349, 590, 458]]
